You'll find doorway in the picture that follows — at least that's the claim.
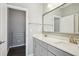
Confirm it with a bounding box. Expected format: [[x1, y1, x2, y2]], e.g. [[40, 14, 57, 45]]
[[54, 17, 60, 32], [7, 6, 26, 56]]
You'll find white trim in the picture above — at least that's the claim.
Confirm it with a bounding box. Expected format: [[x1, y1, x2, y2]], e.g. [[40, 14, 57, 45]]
[[7, 5, 29, 56], [25, 7, 29, 56], [9, 44, 25, 48], [7, 47, 10, 55], [7, 5, 26, 11]]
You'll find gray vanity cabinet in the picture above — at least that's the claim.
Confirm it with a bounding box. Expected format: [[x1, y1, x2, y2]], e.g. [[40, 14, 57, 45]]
[[33, 38, 48, 56], [34, 43, 40, 56], [33, 38, 40, 56], [33, 38, 54, 56], [40, 45, 48, 56], [33, 38, 73, 56]]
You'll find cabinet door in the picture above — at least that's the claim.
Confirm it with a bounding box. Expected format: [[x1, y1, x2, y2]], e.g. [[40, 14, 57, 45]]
[[35, 43, 40, 56], [33, 38, 48, 56], [40, 46, 48, 56], [39, 40, 48, 49], [48, 51, 55, 56], [34, 39, 40, 56]]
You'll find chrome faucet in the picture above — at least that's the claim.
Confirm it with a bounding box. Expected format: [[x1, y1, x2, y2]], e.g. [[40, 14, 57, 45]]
[[69, 35, 78, 44]]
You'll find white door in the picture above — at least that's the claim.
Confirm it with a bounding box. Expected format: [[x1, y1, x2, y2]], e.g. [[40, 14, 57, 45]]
[[54, 17, 60, 32], [8, 8, 26, 47]]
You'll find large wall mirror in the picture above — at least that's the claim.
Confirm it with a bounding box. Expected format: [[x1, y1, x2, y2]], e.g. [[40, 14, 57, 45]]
[[42, 3, 79, 34]]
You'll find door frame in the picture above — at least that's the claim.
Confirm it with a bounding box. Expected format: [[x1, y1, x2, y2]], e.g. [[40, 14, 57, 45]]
[[7, 5, 29, 56]]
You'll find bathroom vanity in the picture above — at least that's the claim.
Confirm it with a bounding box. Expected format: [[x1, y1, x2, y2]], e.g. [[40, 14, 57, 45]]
[[33, 34, 79, 56]]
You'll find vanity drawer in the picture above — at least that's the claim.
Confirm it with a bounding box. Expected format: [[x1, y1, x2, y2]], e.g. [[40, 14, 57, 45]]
[[47, 44, 72, 56], [33, 38, 47, 49], [39, 40, 48, 49]]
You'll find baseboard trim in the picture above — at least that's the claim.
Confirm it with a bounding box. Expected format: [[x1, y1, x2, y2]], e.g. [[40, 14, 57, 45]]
[[9, 44, 25, 48]]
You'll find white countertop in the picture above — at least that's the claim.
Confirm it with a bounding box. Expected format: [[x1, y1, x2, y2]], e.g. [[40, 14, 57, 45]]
[[33, 34, 79, 56]]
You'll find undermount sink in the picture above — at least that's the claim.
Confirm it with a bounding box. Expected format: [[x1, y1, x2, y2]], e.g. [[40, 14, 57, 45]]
[[44, 37, 74, 47], [46, 38, 65, 43], [54, 41, 76, 48], [54, 41, 67, 44]]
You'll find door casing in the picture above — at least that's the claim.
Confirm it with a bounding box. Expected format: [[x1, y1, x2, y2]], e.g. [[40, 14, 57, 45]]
[[7, 5, 29, 56]]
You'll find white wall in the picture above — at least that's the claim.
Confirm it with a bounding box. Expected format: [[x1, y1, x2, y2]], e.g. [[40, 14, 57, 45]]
[[61, 3, 79, 17], [43, 5, 62, 32], [60, 4, 79, 33], [7, 3, 43, 55], [60, 15, 74, 33]]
